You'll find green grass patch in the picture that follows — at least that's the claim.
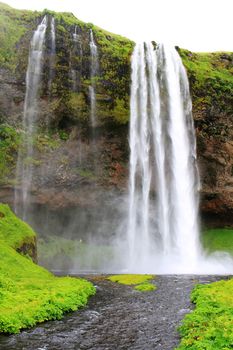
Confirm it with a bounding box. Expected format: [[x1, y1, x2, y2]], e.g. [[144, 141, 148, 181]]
[[0, 205, 95, 334], [0, 204, 35, 250], [134, 282, 156, 292], [177, 278, 233, 350], [108, 274, 156, 292], [108, 274, 153, 285], [202, 228, 233, 255]]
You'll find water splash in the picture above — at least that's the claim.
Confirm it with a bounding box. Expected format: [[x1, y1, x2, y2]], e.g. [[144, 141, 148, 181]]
[[14, 17, 47, 220], [127, 42, 233, 274]]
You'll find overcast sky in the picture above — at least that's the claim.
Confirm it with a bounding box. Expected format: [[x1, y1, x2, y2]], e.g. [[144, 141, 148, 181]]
[[3, 0, 233, 52]]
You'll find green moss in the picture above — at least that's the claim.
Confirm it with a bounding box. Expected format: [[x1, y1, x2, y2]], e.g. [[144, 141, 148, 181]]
[[202, 228, 233, 255], [177, 278, 233, 350], [0, 2, 40, 70], [0, 205, 95, 334], [108, 274, 156, 293], [108, 274, 153, 285], [0, 242, 95, 334], [179, 49, 233, 117], [0, 204, 35, 250], [0, 124, 20, 184], [134, 282, 156, 292]]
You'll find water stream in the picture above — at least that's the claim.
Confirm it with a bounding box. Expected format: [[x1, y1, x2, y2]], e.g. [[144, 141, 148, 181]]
[[14, 16, 48, 220], [89, 29, 99, 128], [0, 275, 227, 350], [48, 17, 56, 94]]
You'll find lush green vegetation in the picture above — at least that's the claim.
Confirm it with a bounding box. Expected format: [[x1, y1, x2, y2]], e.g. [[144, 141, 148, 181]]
[[0, 205, 95, 334], [179, 49, 233, 119], [0, 2, 39, 70], [0, 124, 20, 184], [134, 282, 156, 292], [177, 278, 233, 350], [202, 228, 233, 255], [108, 274, 156, 292], [0, 203, 35, 250]]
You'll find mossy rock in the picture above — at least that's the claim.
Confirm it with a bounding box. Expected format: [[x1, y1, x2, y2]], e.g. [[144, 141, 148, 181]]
[[0, 203, 37, 261]]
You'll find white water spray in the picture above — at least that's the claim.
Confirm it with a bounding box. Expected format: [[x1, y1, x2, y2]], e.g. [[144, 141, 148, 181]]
[[14, 17, 47, 220], [127, 42, 233, 274]]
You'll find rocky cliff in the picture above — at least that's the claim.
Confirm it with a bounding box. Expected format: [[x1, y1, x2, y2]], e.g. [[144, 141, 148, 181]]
[[0, 2, 232, 230]]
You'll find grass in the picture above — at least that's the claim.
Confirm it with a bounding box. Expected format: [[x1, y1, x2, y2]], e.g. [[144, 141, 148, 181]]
[[0, 205, 95, 334], [0, 203, 35, 250], [202, 228, 233, 255], [134, 282, 156, 292], [179, 49, 233, 117], [0, 124, 20, 184], [177, 278, 233, 350], [108, 274, 156, 292], [0, 2, 39, 70]]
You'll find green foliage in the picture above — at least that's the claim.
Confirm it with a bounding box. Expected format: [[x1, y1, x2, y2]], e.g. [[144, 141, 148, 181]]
[[0, 203, 35, 250], [108, 274, 154, 285], [0, 2, 39, 70], [177, 279, 233, 350], [134, 282, 156, 292], [108, 274, 156, 292], [179, 49, 233, 117], [0, 243, 95, 333], [0, 206, 95, 334], [0, 124, 20, 183], [202, 229, 233, 255]]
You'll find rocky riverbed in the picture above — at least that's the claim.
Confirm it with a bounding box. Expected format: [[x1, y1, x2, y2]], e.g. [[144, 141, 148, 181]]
[[0, 275, 226, 350]]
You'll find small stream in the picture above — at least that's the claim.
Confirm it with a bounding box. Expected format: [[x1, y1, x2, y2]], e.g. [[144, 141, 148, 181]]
[[0, 275, 227, 350]]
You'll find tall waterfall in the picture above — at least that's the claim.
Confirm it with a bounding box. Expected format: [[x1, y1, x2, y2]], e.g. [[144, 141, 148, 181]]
[[71, 25, 82, 92], [48, 17, 56, 93], [89, 29, 99, 127], [127, 42, 201, 273], [14, 17, 47, 220]]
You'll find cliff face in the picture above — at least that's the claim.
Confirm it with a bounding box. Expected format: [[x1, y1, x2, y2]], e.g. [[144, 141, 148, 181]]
[[0, 2, 233, 228]]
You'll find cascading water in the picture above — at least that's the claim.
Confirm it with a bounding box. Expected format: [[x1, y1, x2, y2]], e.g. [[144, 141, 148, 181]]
[[14, 17, 47, 220], [127, 42, 201, 273], [48, 17, 56, 93], [89, 29, 99, 128], [70, 25, 82, 92]]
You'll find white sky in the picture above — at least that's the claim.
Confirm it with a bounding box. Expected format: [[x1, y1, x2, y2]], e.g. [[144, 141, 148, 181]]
[[2, 0, 233, 52]]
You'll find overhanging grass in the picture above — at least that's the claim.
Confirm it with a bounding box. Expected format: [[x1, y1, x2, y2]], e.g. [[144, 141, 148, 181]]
[[0, 203, 35, 249], [177, 278, 233, 350], [202, 228, 233, 255]]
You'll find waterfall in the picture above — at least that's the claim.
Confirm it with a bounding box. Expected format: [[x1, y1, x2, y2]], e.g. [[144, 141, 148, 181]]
[[89, 29, 99, 128], [71, 25, 82, 92], [14, 17, 47, 220], [127, 42, 201, 273], [48, 17, 56, 93]]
